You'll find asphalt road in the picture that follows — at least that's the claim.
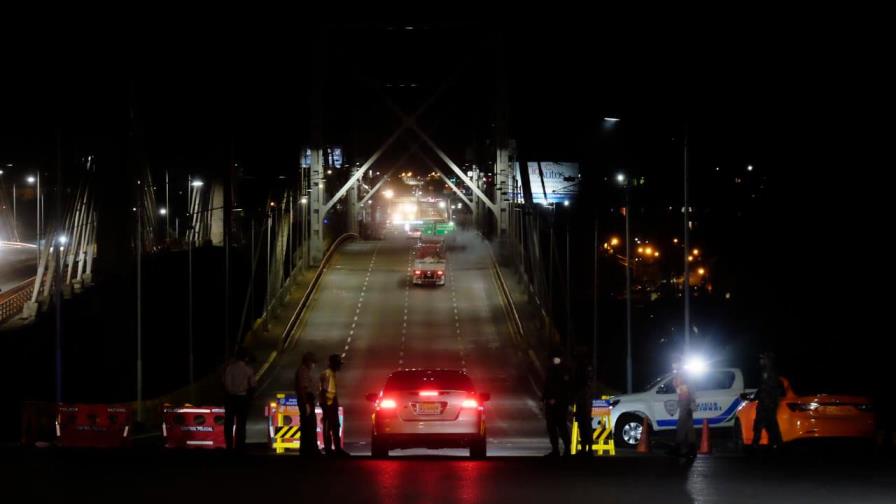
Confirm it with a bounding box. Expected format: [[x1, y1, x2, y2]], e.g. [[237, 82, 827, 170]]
[[248, 230, 550, 456], [0, 242, 36, 292], [4, 449, 895, 503]]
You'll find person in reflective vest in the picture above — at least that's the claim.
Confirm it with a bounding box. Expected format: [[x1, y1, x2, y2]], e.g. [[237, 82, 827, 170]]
[[319, 354, 351, 457]]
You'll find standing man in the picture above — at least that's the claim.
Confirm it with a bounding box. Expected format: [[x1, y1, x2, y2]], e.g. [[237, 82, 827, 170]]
[[295, 351, 321, 457], [673, 370, 697, 459], [319, 354, 351, 457], [223, 346, 257, 451], [752, 352, 784, 451], [573, 362, 595, 456], [543, 353, 572, 457]]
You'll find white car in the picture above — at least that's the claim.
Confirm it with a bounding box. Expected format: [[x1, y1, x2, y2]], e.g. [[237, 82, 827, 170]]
[[609, 368, 752, 447], [366, 369, 489, 458]]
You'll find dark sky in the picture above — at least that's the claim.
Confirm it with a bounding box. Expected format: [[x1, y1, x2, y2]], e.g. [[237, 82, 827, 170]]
[[2, 17, 888, 383]]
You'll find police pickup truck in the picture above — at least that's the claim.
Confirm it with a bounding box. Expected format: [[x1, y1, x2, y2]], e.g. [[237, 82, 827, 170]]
[[609, 368, 753, 447]]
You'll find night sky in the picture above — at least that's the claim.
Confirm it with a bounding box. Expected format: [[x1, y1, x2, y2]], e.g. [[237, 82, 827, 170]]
[[1, 17, 887, 398]]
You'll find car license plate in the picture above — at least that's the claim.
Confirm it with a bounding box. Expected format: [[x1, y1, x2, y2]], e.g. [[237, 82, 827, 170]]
[[417, 402, 441, 415]]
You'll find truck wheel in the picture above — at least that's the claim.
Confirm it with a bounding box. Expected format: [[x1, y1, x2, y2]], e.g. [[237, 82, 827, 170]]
[[615, 414, 645, 448]]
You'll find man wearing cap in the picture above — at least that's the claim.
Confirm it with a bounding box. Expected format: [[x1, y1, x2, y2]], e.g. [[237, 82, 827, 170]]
[[319, 354, 351, 457]]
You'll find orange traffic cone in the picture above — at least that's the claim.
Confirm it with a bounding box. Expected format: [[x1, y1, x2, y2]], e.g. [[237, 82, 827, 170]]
[[636, 417, 651, 453], [698, 418, 712, 455]]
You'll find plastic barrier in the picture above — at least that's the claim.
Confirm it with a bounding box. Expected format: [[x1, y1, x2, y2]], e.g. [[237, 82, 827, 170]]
[[571, 397, 616, 456], [56, 403, 133, 448], [266, 392, 343, 454], [162, 405, 227, 449]]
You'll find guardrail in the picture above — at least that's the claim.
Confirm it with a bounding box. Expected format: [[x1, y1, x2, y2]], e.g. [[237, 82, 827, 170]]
[[255, 233, 359, 379], [483, 238, 545, 381], [0, 277, 36, 326]]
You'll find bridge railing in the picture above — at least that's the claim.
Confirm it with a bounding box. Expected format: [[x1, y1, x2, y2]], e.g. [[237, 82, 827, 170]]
[[0, 277, 36, 326]]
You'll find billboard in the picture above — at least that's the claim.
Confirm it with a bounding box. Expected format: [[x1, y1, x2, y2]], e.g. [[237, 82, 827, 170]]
[[301, 147, 343, 169], [511, 161, 580, 205]]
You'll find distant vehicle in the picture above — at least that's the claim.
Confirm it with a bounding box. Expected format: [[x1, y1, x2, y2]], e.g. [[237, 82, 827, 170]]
[[733, 377, 876, 449], [413, 242, 446, 286], [366, 369, 490, 458], [609, 368, 752, 448], [405, 222, 423, 239]]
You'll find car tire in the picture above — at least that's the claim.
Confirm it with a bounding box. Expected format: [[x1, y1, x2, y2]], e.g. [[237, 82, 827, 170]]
[[615, 414, 646, 448], [470, 436, 487, 459], [371, 436, 389, 458]]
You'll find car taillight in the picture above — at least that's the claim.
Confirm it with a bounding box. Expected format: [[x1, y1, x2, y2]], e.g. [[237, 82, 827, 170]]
[[419, 390, 439, 397], [436, 271, 444, 276], [461, 399, 479, 409], [379, 399, 397, 409], [786, 402, 819, 412], [414, 270, 421, 275]]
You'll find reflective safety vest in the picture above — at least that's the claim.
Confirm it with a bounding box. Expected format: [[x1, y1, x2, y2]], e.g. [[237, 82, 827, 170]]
[[321, 369, 337, 406]]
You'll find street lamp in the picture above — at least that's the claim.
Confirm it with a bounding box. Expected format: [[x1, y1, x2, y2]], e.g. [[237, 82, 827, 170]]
[[27, 174, 41, 260], [159, 208, 167, 216], [618, 172, 633, 394], [383, 189, 394, 199]]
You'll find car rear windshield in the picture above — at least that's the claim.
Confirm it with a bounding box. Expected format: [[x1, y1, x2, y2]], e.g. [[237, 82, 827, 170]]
[[385, 370, 474, 392]]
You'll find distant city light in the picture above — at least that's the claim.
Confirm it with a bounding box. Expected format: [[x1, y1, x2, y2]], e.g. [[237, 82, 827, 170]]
[[159, 208, 167, 216], [57, 235, 67, 245], [563, 200, 570, 207], [654, 251, 660, 257], [747, 165, 754, 172], [698, 267, 706, 276], [27, 176, 37, 184], [300, 197, 308, 204], [438, 201, 446, 209], [692, 248, 700, 256], [616, 173, 626, 184], [673, 238, 679, 244], [609, 237, 620, 247], [327, 170, 333, 175], [383, 189, 394, 199]]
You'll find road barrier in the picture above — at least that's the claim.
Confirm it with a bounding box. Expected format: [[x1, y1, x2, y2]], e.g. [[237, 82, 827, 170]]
[[699, 418, 712, 454], [161, 405, 227, 449], [266, 392, 343, 454], [55, 403, 133, 448], [571, 398, 616, 456]]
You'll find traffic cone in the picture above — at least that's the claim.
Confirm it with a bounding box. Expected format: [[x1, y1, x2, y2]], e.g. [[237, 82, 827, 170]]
[[636, 417, 651, 453], [698, 418, 712, 455]]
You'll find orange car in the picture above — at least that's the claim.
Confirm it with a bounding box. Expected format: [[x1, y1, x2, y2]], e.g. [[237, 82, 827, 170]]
[[734, 377, 876, 447]]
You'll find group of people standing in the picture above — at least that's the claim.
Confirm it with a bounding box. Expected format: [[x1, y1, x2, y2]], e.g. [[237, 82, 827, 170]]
[[542, 351, 785, 458], [222, 347, 350, 457]]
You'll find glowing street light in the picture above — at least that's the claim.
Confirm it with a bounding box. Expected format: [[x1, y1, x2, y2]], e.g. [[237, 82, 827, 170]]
[[159, 208, 167, 216], [383, 189, 394, 199], [697, 267, 706, 276], [190, 180, 204, 187], [616, 173, 626, 185], [27, 176, 36, 184], [692, 248, 700, 256], [609, 237, 620, 247]]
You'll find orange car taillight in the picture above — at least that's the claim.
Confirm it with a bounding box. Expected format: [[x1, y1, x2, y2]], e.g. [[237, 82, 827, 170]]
[[379, 399, 397, 409]]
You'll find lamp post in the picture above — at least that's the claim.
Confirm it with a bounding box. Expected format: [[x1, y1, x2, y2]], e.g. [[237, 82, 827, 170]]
[[618, 172, 633, 394]]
